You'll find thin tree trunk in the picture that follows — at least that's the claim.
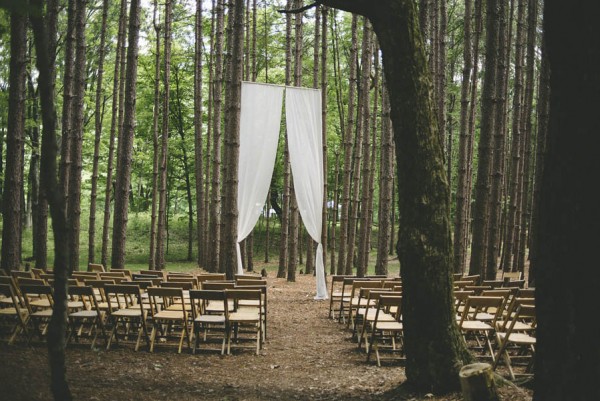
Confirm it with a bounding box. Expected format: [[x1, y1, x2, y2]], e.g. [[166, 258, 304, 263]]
[[155, 0, 173, 271], [264, 190, 270, 263], [148, 0, 161, 270], [67, 0, 87, 273], [357, 19, 374, 277], [336, 14, 358, 275], [88, 0, 109, 265], [452, 0, 472, 273], [111, 0, 142, 269], [320, 6, 329, 274], [194, 0, 205, 268], [376, 84, 393, 276], [209, 0, 225, 273], [277, 0, 294, 279], [501, 0, 526, 272], [101, 0, 128, 268]]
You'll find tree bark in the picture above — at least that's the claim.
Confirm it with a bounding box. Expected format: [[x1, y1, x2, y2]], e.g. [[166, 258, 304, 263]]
[[88, 0, 109, 265], [1, 3, 27, 274], [111, 0, 142, 269], [375, 84, 392, 276], [194, 0, 205, 268], [533, 1, 600, 398]]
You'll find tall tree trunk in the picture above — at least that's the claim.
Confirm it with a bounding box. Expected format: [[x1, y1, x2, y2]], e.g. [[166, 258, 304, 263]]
[[1, 5, 27, 273], [209, 0, 225, 273], [346, 17, 369, 276], [30, 0, 71, 397], [155, 0, 173, 271], [111, 0, 142, 269], [375, 84, 392, 276], [220, 0, 245, 280], [452, 0, 472, 274], [148, 0, 161, 270], [485, 0, 509, 279], [527, 36, 549, 285], [67, 0, 87, 273], [320, 6, 329, 274], [59, 0, 77, 214], [318, 0, 474, 391], [357, 19, 374, 277], [277, 0, 294, 278], [194, 0, 205, 268], [336, 14, 358, 275], [533, 1, 600, 398], [88, 0, 109, 265], [469, 0, 500, 278], [501, 0, 526, 272]]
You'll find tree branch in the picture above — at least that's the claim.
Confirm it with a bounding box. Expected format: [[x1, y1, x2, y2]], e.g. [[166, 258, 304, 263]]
[[278, 0, 373, 19], [277, 1, 322, 14]]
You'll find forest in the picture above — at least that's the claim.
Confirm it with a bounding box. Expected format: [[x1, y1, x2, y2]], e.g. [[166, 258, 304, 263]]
[[0, 0, 598, 400]]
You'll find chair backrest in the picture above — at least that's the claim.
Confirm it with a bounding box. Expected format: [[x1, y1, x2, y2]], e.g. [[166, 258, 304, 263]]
[[464, 285, 493, 295], [160, 281, 194, 290], [517, 288, 535, 298], [72, 272, 100, 283], [147, 287, 186, 316], [225, 289, 262, 310], [19, 284, 54, 310], [104, 284, 143, 311], [68, 285, 99, 310], [482, 280, 505, 289], [503, 279, 526, 289], [167, 276, 199, 289], [350, 280, 383, 298], [376, 295, 403, 321], [189, 289, 227, 317], [501, 270, 523, 281], [201, 281, 235, 290], [459, 296, 504, 326], [234, 274, 264, 281], [99, 272, 129, 284], [235, 279, 267, 287], [139, 270, 165, 279], [17, 277, 46, 286], [31, 268, 45, 279], [197, 273, 227, 284], [11, 270, 34, 279], [88, 263, 106, 273], [109, 269, 132, 279], [0, 283, 19, 304]]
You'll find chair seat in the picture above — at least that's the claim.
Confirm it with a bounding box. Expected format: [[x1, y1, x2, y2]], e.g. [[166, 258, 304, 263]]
[[497, 332, 536, 345], [70, 310, 98, 318], [228, 311, 260, 322], [31, 309, 53, 318], [195, 315, 226, 324], [30, 299, 51, 308], [496, 320, 534, 331], [154, 310, 187, 320], [0, 307, 27, 317], [112, 309, 142, 318], [374, 321, 403, 331], [68, 301, 84, 309], [461, 320, 494, 331]]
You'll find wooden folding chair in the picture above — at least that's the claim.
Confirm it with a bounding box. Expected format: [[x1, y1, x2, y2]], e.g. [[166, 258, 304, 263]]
[[67, 285, 107, 349], [104, 284, 149, 351], [458, 296, 505, 362], [366, 294, 404, 366], [0, 283, 29, 344], [346, 280, 384, 330], [147, 287, 190, 353], [354, 289, 398, 349], [493, 303, 536, 379], [88, 263, 106, 273], [19, 284, 54, 343], [225, 289, 263, 355], [235, 284, 267, 340], [189, 289, 228, 354]]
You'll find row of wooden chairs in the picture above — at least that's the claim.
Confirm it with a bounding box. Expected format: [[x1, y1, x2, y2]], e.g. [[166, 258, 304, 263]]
[[0, 271, 268, 356]]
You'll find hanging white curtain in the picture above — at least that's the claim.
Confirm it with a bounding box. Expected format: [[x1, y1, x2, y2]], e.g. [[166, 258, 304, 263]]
[[236, 82, 285, 275], [285, 87, 328, 300]]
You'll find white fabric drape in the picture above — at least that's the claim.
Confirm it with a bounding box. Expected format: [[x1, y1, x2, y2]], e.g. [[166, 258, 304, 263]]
[[285, 87, 328, 300], [236, 82, 284, 275]]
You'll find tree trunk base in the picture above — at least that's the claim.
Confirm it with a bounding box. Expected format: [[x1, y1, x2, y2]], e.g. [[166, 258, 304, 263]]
[[459, 363, 500, 401]]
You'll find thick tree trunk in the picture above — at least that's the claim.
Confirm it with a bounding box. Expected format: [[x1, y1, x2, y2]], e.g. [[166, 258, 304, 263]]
[[469, 0, 500, 278], [1, 5, 27, 273], [220, 0, 244, 280], [111, 0, 141, 269], [533, 1, 600, 398], [30, 0, 72, 397], [320, 0, 473, 391]]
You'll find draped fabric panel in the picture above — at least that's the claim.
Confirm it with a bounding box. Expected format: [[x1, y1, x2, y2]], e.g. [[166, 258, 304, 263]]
[[285, 87, 328, 300], [236, 82, 285, 275]]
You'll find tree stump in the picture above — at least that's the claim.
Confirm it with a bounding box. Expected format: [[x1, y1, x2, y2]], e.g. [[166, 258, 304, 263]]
[[459, 363, 500, 401]]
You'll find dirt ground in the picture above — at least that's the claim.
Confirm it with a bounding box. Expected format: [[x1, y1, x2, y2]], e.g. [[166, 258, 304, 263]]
[[0, 273, 533, 401]]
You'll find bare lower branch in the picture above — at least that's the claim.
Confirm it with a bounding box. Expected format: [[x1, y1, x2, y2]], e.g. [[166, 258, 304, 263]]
[[277, 1, 322, 14]]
